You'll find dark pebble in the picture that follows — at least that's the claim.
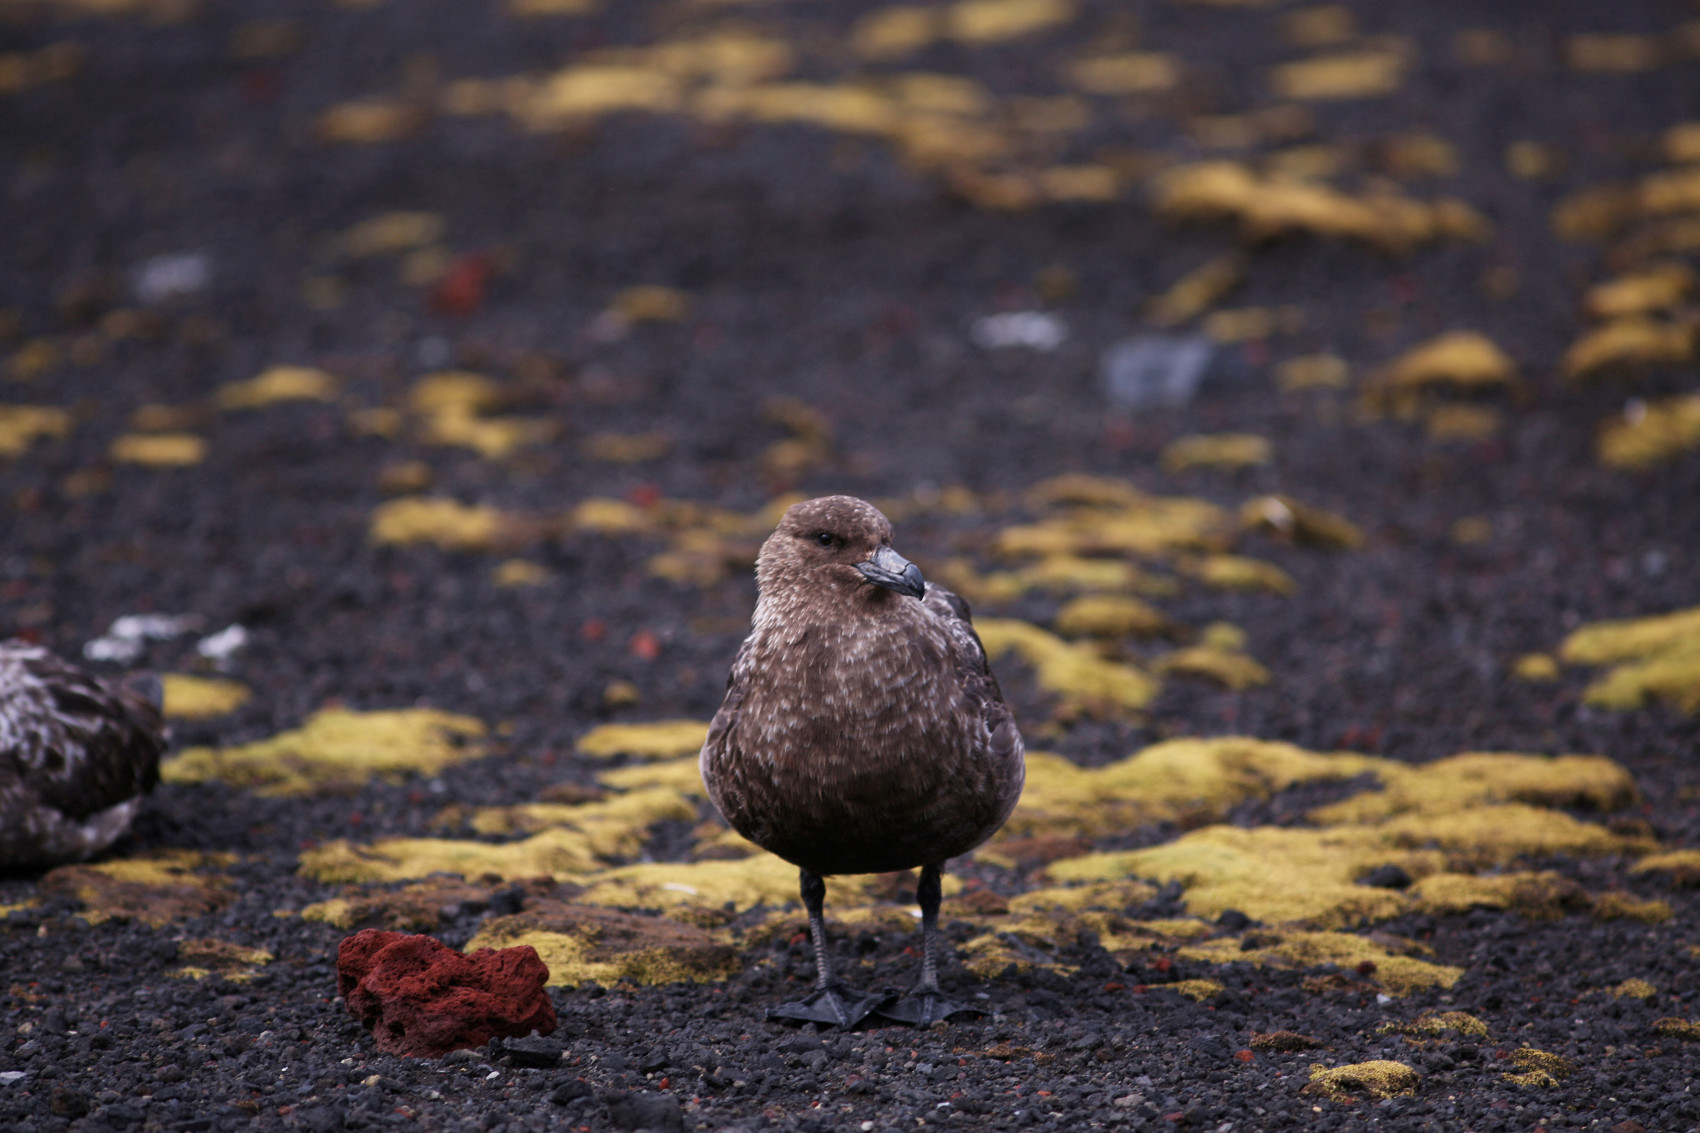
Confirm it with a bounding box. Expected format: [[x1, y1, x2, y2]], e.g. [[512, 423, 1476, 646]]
[[605, 1090, 684, 1133]]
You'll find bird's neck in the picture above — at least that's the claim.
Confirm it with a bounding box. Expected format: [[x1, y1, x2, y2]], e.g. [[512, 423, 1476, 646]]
[[751, 578, 899, 639]]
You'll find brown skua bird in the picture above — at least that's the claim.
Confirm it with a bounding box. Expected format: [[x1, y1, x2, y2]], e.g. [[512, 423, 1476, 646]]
[[0, 639, 167, 870], [701, 496, 1025, 1026]]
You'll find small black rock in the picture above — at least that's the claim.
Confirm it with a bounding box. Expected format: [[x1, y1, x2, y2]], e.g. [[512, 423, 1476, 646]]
[[292, 1105, 346, 1133], [1359, 865, 1414, 889], [487, 886, 526, 916], [50, 1086, 89, 1118], [1216, 909, 1251, 931], [605, 1089, 684, 1133], [1188, 1034, 1230, 1059], [549, 1078, 594, 1105], [494, 1035, 564, 1069]]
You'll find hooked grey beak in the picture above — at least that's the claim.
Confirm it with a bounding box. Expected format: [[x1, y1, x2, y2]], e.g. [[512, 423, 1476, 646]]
[[855, 544, 925, 599]]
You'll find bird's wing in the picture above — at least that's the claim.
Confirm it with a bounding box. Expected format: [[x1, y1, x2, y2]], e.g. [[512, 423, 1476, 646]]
[[699, 634, 754, 808], [0, 642, 166, 820], [921, 584, 1023, 767]]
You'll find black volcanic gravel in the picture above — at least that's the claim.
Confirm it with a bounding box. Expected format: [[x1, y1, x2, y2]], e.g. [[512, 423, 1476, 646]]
[[4, 1, 1700, 1131]]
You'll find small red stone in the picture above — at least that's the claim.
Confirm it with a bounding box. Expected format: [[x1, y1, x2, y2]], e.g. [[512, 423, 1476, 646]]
[[1234, 1050, 1255, 1062], [336, 929, 556, 1058], [429, 253, 491, 317], [629, 631, 661, 661]]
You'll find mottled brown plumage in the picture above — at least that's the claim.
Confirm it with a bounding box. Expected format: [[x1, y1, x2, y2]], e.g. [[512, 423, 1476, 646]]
[[700, 496, 1024, 1025], [0, 639, 167, 870]]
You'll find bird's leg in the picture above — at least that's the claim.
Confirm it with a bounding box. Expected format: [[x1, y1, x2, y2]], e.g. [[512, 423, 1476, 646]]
[[767, 868, 885, 1028], [876, 863, 982, 1026]]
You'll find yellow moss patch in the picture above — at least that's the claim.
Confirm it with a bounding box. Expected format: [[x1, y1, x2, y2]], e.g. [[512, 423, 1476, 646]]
[[38, 850, 236, 928], [1168, 978, 1225, 1001], [1652, 1018, 1700, 1040], [1567, 33, 1663, 73], [1154, 642, 1270, 690], [597, 755, 707, 798], [1585, 263, 1694, 320], [404, 372, 554, 459], [468, 902, 738, 987], [409, 371, 501, 416], [1378, 805, 1640, 868], [1379, 331, 1517, 397], [960, 918, 1076, 979], [216, 366, 338, 409], [1631, 849, 1700, 885], [0, 405, 72, 456], [1051, 825, 1424, 928], [318, 97, 423, 144], [1381, 1010, 1489, 1038], [1512, 653, 1561, 681], [933, 555, 1169, 605], [947, 0, 1074, 44], [1271, 48, 1404, 101], [1153, 160, 1484, 254], [995, 490, 1235, 560], [454, 785, 698, 861], [957, 908, 1172, 979], [1308, 751, 1638, 824], [1613, 978, 1657, 1000], [1008, 738, 1380, 841], [1306, 1060, 1419, 1101], [1064, 51, 1179, 95], [493, 559, 549, 587], [1598, 395, 1700, 471], [1160, 433, 1272, 473], [608, 285, 689, 324], [1183, 931, 1462, 996], [576, 720, 709, 761], [583, 431, 673, 463], [1005, 880, 1158, 914], [299, 827, 603, 884], [1053, 595, 1172, 639], [109, 433, 206, 466], [1563, 319, 1693, 382], [369, 498, 522, 550], [340, 211, 444, 257], [575, 854, 943, 917], [160, 674, 251, 719], [852, 7, 938, 60], [1425, 403, 1503, 442], [1407, 871, 1590, 920], [1502, 1048, 1576, 1088], [1560, 605, 1700, 714], [421, 409, 554, 459], [165, 707, 487, 796], [1182, 554, 1295, 595], [1145, 253, 1245, 327], [1592, 892, 1672, 923], [1277, 353, 1348, 391], [171, 939, 274, 983], [568, 498, 653, 535], [977, 619, 1159, 718], [1240, 495, 1364, 550]]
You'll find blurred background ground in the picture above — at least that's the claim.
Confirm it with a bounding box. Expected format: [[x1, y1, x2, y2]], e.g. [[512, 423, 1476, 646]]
[[3, 1, 1700, 1132]]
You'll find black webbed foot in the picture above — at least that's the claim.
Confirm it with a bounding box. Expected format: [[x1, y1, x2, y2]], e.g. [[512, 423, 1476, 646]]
[[767, 984, 888, 1028], [874, 988, 981, 1026]]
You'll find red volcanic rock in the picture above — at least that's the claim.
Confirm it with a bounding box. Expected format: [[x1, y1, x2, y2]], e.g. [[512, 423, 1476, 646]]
[[336, 929, 556, 1057]]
